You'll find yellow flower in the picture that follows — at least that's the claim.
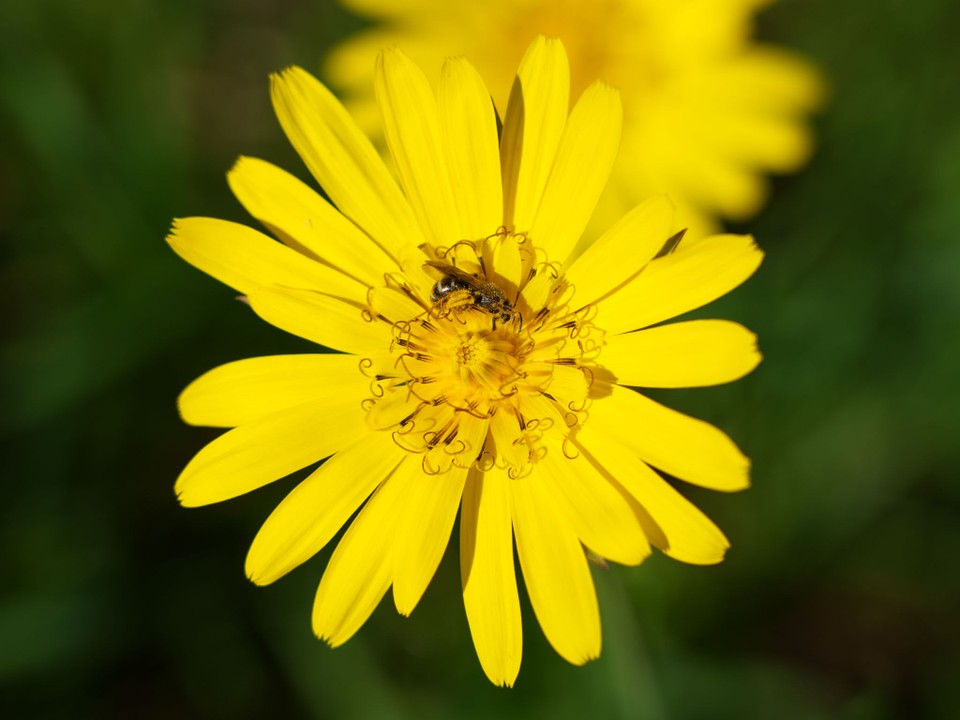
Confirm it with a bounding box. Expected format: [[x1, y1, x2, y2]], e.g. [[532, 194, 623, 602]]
[[169, 38, 762, 686], [327, 0, 822, 237]]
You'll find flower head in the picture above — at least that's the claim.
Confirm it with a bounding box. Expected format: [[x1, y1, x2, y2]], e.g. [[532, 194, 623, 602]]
[[169, 38, 762, 686], [328, 0, 823, 237]]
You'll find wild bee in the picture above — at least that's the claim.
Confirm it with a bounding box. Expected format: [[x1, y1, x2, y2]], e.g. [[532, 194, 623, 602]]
[[425, 260, 517, 325]]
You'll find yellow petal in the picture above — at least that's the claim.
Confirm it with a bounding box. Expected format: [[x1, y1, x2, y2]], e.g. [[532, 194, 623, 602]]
[[697, 108, 814, 173], [175, 396, 366, 507], [313, 461, 415, 647], [364, 385, 421, 431], [438, 57, 503, 240], [227, 156, 396, 289], [575, 425, 730, 565], [368, 285, 426, 325], [596, 233, 764, 334], [501, 36, 569, 233], [667, 147, 768, 220], [709, 48, 825, 115], [604, 320, 761, 388], [461, 466, 522, 687], [246, 433, 404, 585], [392, 462, 468, 615], [516, 392, 569, 442], [166, 217, 364, 300], [491, 232, 523, 292], [528, 81, 622, 265], [375, 47, 462, 248], [564, 196, 675, 309], [540, 439, 650, 566], [511, 468, 601, 665], [247, 286, 390, 355], [453, 413, 490, 463], [489, 409, 528, 469], [589, 383, 750, 491], [518, 265, 558, 313], [545, 363, 589, 404], [270, 66, 422, 259], [179, 354, 368, 428]]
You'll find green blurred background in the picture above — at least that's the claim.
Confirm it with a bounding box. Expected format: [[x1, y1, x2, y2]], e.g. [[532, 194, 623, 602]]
[[2, 0, 958, 717]]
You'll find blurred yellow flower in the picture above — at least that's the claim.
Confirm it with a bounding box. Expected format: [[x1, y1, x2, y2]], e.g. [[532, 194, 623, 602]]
[[169, 38, 761, 686], [328, 0, 822, 237]]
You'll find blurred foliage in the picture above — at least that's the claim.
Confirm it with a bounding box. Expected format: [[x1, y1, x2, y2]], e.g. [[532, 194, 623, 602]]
[[1, 0, 958, 718]]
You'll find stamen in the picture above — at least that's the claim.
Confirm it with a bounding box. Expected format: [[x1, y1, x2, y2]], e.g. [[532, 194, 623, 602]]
[[562, 437, 580, 460]]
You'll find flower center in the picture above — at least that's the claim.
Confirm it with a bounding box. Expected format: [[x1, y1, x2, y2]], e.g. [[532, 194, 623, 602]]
[[456, 332, 488, 368], [361, 234, 602, 476], [445, 325, 526, 409]]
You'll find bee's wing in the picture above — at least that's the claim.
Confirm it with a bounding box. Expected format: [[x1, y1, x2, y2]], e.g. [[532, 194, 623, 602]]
[[423, 260, 478, 283]]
